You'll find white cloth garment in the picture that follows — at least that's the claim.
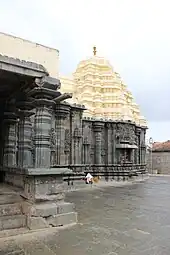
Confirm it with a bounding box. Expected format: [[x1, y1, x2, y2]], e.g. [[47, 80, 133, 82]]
[[86, 173, 93, 183]]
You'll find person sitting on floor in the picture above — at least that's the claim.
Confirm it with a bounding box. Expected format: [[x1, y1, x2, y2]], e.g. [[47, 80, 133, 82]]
[[85, 173, 93, 184]]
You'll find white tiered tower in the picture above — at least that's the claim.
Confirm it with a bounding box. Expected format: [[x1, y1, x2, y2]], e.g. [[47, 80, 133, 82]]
[[60, 47, 147, 127]]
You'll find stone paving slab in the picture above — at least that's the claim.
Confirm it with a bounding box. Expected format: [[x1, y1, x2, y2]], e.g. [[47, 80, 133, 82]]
[[0, 177, 170, 254]]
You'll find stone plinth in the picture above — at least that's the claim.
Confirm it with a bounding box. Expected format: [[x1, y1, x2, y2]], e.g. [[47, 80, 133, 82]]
[[2, 166, 77, 230], [22, 168, 77, 230]]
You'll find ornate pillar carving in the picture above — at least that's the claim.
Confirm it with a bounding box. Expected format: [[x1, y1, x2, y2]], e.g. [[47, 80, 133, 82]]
[[17, 110, 34, 168], [28, 85, 57, 169], [34, 101, 54, 168], [112, 123, 116, 164], [142, 128, 147, 164], [83, 137, 90, 164], [3, 112, 18, 167], [140, 128, 146, 164], [55, 103, 70, 165], [135, 127, 141, 164], [73, 127, 82, 165], [16, 100, 35, 168], [106, 123, 112, 164], [93, 121, 104, 165], [131, 150, 135, 163], [64, 129, 71, 165]]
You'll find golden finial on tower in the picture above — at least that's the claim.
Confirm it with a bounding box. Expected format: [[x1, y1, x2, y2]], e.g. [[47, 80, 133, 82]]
[[93, 46, 97, 56]]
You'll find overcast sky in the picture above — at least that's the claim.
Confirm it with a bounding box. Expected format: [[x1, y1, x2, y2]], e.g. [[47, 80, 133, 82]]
[[0, 0, 170, 142]]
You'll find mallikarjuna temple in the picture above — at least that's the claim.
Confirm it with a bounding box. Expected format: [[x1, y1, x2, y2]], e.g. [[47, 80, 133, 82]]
[[0, 32, 147, 232]]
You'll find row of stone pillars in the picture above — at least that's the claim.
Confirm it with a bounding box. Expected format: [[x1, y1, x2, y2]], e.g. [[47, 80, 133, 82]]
[[2, 109, 34, 168], [2, 102, 70, 169]]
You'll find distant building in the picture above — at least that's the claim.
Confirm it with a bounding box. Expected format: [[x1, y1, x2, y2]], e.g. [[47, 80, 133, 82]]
[[147, 141, 170, 174]]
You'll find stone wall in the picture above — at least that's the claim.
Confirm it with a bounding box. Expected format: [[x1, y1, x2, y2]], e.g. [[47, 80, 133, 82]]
[[16, 103, 147, 176], [147, 151, 170, 174]]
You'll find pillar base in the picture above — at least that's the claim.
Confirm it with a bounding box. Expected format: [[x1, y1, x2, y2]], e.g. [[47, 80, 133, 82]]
[[1, 167, 77, 230], [23, 201, 77, 230]]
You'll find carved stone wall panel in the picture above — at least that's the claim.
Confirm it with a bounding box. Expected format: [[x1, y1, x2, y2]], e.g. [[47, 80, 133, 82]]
[[116, 122, 136, 144]]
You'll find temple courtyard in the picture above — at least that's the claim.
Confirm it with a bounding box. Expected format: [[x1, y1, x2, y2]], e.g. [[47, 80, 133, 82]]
[[0, 176, 170, 255]]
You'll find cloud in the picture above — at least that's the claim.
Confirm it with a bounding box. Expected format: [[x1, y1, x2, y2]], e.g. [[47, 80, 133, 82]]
[[0, 0, 170, 140]]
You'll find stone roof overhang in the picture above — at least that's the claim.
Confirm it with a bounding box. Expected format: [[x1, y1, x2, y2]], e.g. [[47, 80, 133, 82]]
[[0, 55, 49, 101]]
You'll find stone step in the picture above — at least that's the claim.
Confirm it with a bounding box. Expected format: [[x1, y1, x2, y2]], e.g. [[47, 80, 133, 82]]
[[47, 212, 77, 227], [0, 214, 26, 230], [0, 193, 23, 205], [0, 202, 22, 217]]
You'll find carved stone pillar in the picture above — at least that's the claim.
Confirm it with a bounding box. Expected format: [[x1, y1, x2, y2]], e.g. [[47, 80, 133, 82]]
[[131, 149, 135, 163], [3, 112, 18, 167], [34, 102, 54, 168], [142, 128, 147, 164], [83, 137, 90, 164], [93, 121, 104, 165], [55, 103, 70, 165], [135, 127, 141, 164], [112, 123, 116, 164], [73, 127, 82, 165], [9, 77, 78, 231], [17, 110, 34, 168], [106, 123, 112, 164], [140, 145, 146, 164]]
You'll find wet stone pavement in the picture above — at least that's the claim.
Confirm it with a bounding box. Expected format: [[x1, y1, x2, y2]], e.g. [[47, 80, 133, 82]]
[[1, 176, 170, 254]]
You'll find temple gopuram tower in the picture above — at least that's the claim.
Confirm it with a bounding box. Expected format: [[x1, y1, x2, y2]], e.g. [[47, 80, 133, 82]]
[[60, 47, 147, 127]]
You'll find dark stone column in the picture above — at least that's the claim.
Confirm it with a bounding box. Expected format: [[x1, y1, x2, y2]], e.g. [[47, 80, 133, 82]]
[[73, 128, 82, 165], [17, 109, 34, 168], [83, 138, 90, 164], [3, 112, 18, 167], [142, 128, 147, 164], [34, 101, 54, 168], [93, 121, 104, 165], [135, 127, 141, 164], [55, 103, 70, 165], [140, 146, 146, 164], [131, 149, 135, 163], [112, 123, 116, 164], [106, 123, 112, 164]]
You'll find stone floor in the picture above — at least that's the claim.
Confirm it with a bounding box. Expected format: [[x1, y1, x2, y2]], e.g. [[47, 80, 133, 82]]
[[0, 176, 170, 254]]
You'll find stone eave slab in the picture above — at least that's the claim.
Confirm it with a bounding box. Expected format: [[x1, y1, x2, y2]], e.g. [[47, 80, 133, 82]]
[[0, 54, 49, 78]]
